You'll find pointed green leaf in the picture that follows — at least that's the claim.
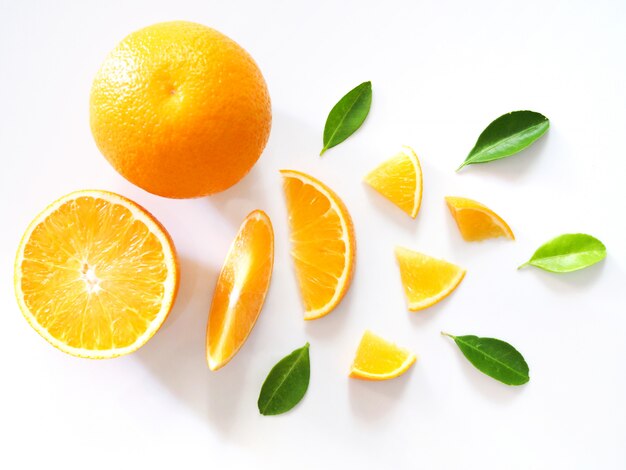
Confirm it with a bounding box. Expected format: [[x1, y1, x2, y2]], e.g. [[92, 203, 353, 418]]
[[443, 333, 529, 386], [457, 110, 549, 170], [320, 81, 372, 155], [258, 343, 310, 416], [519, 233, 606, 273]]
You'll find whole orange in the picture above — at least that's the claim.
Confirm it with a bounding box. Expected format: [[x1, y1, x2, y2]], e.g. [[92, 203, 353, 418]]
[[90, 21, 271, 198]]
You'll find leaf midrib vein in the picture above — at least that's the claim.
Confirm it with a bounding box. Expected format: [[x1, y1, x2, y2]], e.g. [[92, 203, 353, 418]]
[[260, 347, 307, 414]]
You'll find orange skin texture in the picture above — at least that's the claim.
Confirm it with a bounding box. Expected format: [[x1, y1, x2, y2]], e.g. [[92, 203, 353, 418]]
[[90, 21, 272, 198]]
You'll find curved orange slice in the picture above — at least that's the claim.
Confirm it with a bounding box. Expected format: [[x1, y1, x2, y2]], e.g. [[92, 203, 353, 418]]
[[349, 330, 417, 380], [206, 210, 274, 370], [445, 196, 514, 241], [395, 247, 465, 311], [14, 190, 179, 359], [280, 170, 356, 320], [364, 145, 423, 218]]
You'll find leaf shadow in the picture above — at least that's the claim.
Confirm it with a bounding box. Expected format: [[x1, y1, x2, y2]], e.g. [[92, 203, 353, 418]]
[[135, 255, 253, 435], [457, 132, 550, 181], [518, 258, 607, 293], [347, 369, 414, 421], [444, 340, 528, 404]]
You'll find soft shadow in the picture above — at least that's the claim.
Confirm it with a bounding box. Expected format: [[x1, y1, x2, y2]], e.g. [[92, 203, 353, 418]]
[[363, 184, 422, 235], [203, 163, 271, 230], [136, 255, 253, 435], [348, 370, 414, 421], [518, 258, 607, 293], [457, 132, 549, 181], [304, 276, 356, 342], [443, 339, 527, 403]]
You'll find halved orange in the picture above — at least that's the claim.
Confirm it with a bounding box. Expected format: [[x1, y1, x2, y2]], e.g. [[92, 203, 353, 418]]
[[281, 170, 356, 320], [364, 145, 423, 218], [14, 190, 179, 359], [395, 247, 465, 311], [445, 196, 514, 241], [349, 330, 416, 380], [206, 210, 274, 370]]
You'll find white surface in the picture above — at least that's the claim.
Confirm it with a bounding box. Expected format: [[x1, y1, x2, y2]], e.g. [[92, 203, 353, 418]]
[[1, 1, 625, 468]]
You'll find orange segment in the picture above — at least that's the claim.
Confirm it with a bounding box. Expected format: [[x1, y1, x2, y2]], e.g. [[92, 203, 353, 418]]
[[364, 145, 423, 218], [280, 170, 356, 320], [395, 247, 465, 311], [14, 190, 179, 358], [349, 330, 417, 380], [206, 210, 274, 371], [445, 196, 515, 241]]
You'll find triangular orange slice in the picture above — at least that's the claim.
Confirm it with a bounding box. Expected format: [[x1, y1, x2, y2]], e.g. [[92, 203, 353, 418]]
[[364, 146, 423, 218], [445, 196, 514, 241], [349, 330, 417, 380], [206, 210, 274, 370], [281, 170, 356, 320], [395, 247, 465, 311]]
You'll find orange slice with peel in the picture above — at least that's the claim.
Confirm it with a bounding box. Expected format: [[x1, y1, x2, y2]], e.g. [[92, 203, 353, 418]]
[[206, 210, 274, 371], [349, 330, 417, 380], [281, 170, 356, 320], [395, 247, 465, 311], [14, 190, 179, 359], [364, 145, 423, 218], [445, 196, 515, 241]]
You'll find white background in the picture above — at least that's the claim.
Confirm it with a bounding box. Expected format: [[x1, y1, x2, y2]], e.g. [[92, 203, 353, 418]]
[[2, 1, 625, 468]]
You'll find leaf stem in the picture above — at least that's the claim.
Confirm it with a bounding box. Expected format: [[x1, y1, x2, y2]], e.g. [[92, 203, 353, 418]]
[[517, 261, 530, 270], [441, 331, 455, 339], [455, 163, 466, 172], [319, 147, 327, 156]]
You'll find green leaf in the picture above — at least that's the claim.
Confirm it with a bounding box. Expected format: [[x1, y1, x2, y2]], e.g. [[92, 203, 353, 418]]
[[258, 343, 310, 416], [443, 333, 529, 386], [320, 81, 372, 155], [457, 110, 549, 171], [519, 233, 606, 273]]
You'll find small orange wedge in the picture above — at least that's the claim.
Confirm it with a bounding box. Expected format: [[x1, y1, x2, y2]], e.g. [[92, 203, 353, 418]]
[[395, 247, 465, 311], [349, 330, 417, 380], [14, 190, 179, 359], [445, 196, 514, 241], [281, 170, 356, 320], [364, 146, 423, 218], [206, 210, 274, 371]]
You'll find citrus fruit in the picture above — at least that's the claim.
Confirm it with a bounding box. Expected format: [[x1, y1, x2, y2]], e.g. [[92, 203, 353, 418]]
[[445, 196, 515, 241], [363, 145, 423, 218], [14, 190, 179, 358], [281, 170, 356, 320], [90, 21, 272, 198], [206, 210, 274, 371], [395, 247, 465, 311], [349, 330, 417, 380]]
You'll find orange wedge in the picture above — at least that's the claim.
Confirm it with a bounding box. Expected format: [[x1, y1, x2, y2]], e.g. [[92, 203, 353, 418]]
[[14, 190, 179, 359], [395, 247, 465, 311], [281, 170, 356, 320], [206, 210, 274, 371], [364, 146, 423, 218], [445, 196, 514, 241], [349, 330, 417, 380]]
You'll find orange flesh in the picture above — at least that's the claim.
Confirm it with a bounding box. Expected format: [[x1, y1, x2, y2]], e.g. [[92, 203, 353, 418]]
[[395, 247, 466, 311], [281, 170, 355, 319], [206, 210, 274, 370], [363, 147, 422, 218], [350, 330, 416, 380], [16, 192, 177, 356], [445, 196, 515, 241]]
